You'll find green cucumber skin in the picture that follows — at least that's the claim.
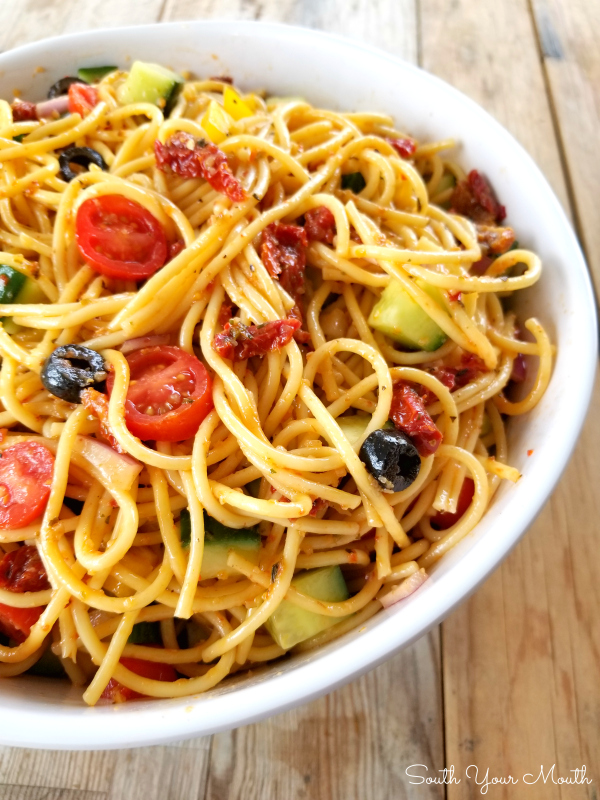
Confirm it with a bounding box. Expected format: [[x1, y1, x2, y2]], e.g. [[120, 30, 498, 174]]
[[179, 509, 261, 579], [77, 66, 118, 83], [118, 61, 183, 111], [368, 278, 447, 352], [0, 265, 26, 305], [266, 565, 350, 650]]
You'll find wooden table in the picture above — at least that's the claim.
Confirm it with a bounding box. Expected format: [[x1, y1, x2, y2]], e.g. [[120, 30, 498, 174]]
[[1, 1, 598, 798]]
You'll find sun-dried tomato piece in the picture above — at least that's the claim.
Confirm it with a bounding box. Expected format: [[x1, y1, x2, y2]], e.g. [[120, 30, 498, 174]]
[[387, 137, 417, 159], [304, 206, 336, 244], [390, 381, 443, 456], [450, 170, 506, 224], [477, 224, 515, 255], [0, 546, 50, 593], [213, 317, 301, 361], [81, 387, 125, 453], [11, 101, 37, 122], [154, 132, 245, 203], [261, 222, 308, 303], [218, 299, 234, 329]]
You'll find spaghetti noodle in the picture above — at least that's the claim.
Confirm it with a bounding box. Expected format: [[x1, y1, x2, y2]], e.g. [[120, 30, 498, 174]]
[[0, 64, 553, 704]]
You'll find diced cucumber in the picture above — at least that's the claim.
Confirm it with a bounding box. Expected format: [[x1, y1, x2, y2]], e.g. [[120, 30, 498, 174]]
[[368, 278, 447, 351], [337, 414, 393, 445], [179, 509, 262, 580], [341, 172, 366, 193], [0, 265, 26, 304], [0, 271, 48, 334], [202, 515, 261, 580], [27, 647, 66, 678], [128, 621, 161, 645], [266, 565, 350, 650], [246, 478, 262, 497], [116, 61, 183, 114], [77, 66, 118, 83]]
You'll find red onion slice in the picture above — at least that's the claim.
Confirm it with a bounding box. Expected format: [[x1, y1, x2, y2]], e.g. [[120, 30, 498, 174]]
[[35, 95, 70, 119], [120, 335, 170, 355], [74, 435, 142, 491], [379, 568, 428, 609]]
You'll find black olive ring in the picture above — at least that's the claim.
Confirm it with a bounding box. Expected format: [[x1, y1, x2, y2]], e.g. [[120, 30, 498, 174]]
[[58, 147, 108, 183], [47, 76, 86, 99], [359, 428, 421, 493], [41, 345, 108, 404]]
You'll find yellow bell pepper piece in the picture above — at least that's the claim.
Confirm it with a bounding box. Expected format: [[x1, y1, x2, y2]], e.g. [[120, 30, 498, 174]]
[[201, 100, 234, 144], [223, 86, 254, 121]]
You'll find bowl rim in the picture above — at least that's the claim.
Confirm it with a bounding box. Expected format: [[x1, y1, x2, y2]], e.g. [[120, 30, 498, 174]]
[[0, 18, 596, 750]]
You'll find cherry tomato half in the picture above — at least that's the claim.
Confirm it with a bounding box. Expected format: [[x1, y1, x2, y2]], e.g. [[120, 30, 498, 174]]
[[68, 83, 99, 116], [107, 346, 213, 442], [0, 441, 55, 529], [101, 657, 178, 703], [75, 195, 168, 280], [0, 604, 44, 643], [430, 477, 475, 531]]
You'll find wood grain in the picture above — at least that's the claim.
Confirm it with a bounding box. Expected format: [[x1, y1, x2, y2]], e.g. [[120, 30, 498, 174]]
[[529, 0, 600, 285], [421, 0, 599, 797], [161, 0, 418, 60], [204, 636, 444, 800]]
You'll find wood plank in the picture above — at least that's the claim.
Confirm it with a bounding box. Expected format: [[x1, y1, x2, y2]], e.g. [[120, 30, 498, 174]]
[[0, 0, 164, 52], [529, 0, 600, 285], [107, 744, 210, 800], [160, 0, 417, 59], [0, 749, 116, 794], [0, 788, 105, 800], [204, 637, 444, 800], [421, 0, 599, 797]]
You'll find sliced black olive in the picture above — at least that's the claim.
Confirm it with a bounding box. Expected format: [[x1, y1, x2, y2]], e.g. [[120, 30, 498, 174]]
[[47, 76, 86, 99], [58, 146, 108, 182], [359, 428, 421, 492], [41, 345, 108, 404]]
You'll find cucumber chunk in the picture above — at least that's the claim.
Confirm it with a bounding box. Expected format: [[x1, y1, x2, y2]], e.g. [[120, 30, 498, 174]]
[[202, 516, 261, 580], [266, 565, 350, 650], [179, 510, 261, 580], [128, 621, 161, 645], [368, 278, 447, 351], [116, 61, 183, 114], [0, 265, 26, 305], [77, 66, 118, 83], [1, 272, 48, 334], [337, 413, 394, 445]]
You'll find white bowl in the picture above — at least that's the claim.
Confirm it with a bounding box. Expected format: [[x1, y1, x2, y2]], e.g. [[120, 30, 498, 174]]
[[0, 20, 595, 750]]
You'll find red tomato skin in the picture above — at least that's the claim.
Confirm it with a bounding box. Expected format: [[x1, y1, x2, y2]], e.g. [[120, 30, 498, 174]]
[[0, 604, 43, 643], [75, 195, 168, 280], [430, 478, 475, 531], [304, 206, 336, 244], [101, 657, 177, 703], [68, 83, 99, 116], [107, 346, 213, 442], [0, 442, 55, 529], [212, 317, 301, 361], [0, 545, 50, 592]]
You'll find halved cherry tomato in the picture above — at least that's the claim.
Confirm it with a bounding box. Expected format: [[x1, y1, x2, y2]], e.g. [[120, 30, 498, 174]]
[[0, 604, 43, 643], [430, 478, 475, 531], [107, 346, 213, 442], [101, 657, 178, 703], [75, 195, 167, 280], [0, 442, 54, 529], [68, 83, 99, 116]]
